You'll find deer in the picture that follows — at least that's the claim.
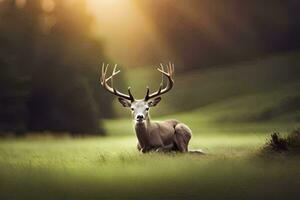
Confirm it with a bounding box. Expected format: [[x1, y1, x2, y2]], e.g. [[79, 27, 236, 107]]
[[100, 63, 203, 154]]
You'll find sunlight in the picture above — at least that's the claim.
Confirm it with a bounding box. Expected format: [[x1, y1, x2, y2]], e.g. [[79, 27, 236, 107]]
[[87, 0, 126, 10], [86, 0, 173, 67], [95, 0, 121, 7], [41, 0, 55, 13]]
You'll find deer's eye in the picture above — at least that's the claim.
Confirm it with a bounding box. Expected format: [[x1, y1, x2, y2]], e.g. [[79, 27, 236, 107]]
[[131, 108, 134, 111], [146, 107, 149, 111]]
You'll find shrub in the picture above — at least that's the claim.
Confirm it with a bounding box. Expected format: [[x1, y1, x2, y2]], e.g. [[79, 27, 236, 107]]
[[262, 129, 300, 154]]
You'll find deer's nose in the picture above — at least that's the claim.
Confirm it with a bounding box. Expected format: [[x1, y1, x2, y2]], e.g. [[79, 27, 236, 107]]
[[136, 115, 144, 120]]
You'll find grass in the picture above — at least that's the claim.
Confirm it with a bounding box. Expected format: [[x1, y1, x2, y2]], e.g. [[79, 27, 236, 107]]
[[262, 129, 300, 153], [115, 51, 300, 117], [1, 132, 300, 200], [1, 52, 300, 199]]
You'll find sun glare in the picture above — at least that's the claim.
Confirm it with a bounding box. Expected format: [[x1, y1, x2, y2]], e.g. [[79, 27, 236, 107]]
[[86, 0, 173, 67]]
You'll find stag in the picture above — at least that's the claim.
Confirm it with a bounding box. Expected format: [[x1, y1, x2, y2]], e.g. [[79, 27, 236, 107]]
[[100, 63, 202, 153]]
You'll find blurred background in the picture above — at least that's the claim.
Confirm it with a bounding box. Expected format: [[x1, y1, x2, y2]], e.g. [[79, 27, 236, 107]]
[[0, 0, 299, 136]]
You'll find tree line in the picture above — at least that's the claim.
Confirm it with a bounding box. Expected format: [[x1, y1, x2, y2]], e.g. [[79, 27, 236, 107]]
[[0, 0, 114, 135], [136, 0, 300, 71]]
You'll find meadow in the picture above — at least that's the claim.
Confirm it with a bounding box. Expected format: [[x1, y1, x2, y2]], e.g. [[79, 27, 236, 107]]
[[1, 123, 299, 200], [1, 52, 300, 200]]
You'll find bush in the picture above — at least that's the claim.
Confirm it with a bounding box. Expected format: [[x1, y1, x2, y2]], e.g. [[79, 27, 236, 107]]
[[262, 129, 300, 153]]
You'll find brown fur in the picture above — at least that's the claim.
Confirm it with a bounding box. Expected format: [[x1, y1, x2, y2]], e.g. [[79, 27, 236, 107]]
[[135, 118, 192, 153]]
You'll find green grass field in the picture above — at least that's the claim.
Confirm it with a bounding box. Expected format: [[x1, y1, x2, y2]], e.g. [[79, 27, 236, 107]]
[[1, 53, 300, 199], [1, 128, 300, 199]]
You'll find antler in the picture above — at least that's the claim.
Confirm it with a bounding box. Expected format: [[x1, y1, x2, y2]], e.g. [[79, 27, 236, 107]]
[[100, 63, 135, 101], [144, 62, 174, 101]]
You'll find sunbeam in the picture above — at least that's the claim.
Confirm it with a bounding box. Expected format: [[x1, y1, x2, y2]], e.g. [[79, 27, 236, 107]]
[[86, 0, 174, 67]]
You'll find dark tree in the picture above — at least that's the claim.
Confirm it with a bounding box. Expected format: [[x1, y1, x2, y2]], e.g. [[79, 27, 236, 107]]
[[0, 0, 113, 135], [136, 0, 300, 71]]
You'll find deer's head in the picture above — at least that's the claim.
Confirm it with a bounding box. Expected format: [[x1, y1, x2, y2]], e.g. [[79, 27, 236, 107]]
[[100, 63, 174, 124]]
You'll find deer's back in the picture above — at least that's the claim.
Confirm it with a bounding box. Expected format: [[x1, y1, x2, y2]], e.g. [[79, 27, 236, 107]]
[[149, 119, 179, 143]]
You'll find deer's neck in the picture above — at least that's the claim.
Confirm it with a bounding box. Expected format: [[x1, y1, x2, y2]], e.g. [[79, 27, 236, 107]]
[[134, 117, 152, 147]]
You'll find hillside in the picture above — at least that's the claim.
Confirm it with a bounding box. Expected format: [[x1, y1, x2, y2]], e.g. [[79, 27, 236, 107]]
[[113, 52, 300, 122], [104, 52, 300, 137]]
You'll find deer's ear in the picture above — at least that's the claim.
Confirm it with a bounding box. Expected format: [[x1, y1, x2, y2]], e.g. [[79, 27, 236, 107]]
[[118, 98, 131, 107], [148, 97, 161, 107]]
